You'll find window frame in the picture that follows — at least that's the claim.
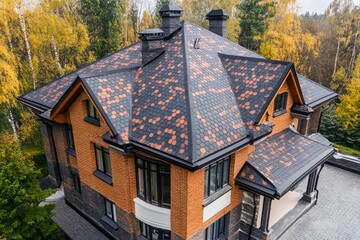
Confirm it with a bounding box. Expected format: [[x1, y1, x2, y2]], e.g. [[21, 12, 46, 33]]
[[140, 221, 171, 240], [65, 124, 76, 155], [135, 157, 170, 208], [205, 214, 227, 240], [204, 157, 230, 199], [104, 198, 117, 223], [72, 173, 81, 194], [273, 92, 288, 114], [93, 144, 112, 184], [85, 100, 100, 125]]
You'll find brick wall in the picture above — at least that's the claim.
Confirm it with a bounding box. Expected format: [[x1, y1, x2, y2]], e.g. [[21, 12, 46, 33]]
[[308, 107, 321, 134], [266, 80, 298, 135]]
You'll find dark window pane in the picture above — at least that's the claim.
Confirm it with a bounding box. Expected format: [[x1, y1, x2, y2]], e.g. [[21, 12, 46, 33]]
[[160, 165, 170, 173], [105, 200, 112, 218], [95, 147, 104, 171], [209, 166, 216, 195], [216, 161, 223, 190], [161, 175, 170, 205], [104, 151, 111, 176], [138, 168, 145, 198], [145, 169, 150, 202], [204, 169, 209, 197], [151, 171, 158, 204], [222, 159, 229, 187]]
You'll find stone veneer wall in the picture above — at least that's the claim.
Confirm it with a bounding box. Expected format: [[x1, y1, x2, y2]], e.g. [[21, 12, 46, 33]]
[[239, 191, 265, 240]]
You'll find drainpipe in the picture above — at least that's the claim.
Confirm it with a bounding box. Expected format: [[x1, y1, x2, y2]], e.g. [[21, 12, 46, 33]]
[[314, 163, 325, 205], [50, 125, 62, 188]]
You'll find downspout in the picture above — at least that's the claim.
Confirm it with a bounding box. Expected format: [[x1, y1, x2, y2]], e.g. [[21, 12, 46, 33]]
[[248, 193, 257, 240], [50, 125, 62, 188], [314, 163, 325, 205]]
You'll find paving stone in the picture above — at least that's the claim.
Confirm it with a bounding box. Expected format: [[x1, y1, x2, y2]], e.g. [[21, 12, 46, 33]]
[[280, 165, 360, 240]]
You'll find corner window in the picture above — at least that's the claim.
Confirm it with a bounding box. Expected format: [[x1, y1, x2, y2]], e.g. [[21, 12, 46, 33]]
[[204, 157, 230, 198], [140, 221, 171, 240], [66, 125, 75, 154], [85, 100, 100, 125], [205, 215, 227, 240], [274, 92, 288, 113], [72, 173, 81, 193], [105, 198, 117, 222], [136, 158, 170, 208]]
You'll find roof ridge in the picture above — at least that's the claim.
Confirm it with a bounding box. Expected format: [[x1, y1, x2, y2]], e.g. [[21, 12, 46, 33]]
[[181, 21, 195, 162], [218, 53, 294, 66]]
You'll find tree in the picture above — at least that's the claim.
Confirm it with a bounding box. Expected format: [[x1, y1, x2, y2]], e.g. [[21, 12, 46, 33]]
[[0, 135, 61, 239], [80, 0, 123, 58], [237, 0, 275, 52], [335, 55, 360, 130]]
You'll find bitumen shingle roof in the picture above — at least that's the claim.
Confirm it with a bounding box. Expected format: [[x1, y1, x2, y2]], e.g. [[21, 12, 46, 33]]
[[19, 20, 337, 168], [236, 129, 334, 198]]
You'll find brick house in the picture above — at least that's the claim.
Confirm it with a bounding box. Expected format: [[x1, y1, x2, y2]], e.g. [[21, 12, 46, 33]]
[[19, 5, 338, 240]]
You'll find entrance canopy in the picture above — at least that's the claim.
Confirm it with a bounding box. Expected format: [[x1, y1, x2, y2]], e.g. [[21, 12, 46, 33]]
[[236, 128, 334, 199]]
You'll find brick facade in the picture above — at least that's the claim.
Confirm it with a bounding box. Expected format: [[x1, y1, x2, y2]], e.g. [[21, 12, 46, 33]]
[[38, 71, 324, 239]]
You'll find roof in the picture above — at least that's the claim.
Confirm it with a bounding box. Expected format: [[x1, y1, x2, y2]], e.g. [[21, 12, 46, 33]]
[[19, 20, 337, 169], [235, 129, 334, 198]]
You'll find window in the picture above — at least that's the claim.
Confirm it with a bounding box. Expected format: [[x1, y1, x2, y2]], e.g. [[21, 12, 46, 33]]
[[85, 100, 100, 125], [73, 173, 81, 193], [205, 215, 227, 240], [66, 125, 75, 153], [136, 158, 170, 208], [140, 221, 171, 240], [104, 198, 117, 223], [204, 157, 230, 198], [274, 92, 288, 113], [95, 144, 111, 176]]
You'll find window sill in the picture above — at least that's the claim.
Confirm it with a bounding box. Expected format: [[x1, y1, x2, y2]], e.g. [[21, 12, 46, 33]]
[[93, 170, 112, 185], [101, 216, 118, 230], [203, 185, 232, 207], [273, 109, 287, 117], [66, 148, 76, 157], [84, 116, 100, 126]]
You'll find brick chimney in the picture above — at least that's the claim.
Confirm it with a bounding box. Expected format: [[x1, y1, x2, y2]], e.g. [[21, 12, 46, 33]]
[[139, 28, 165, 65], [159, 5, 183, 36], [206, 9, 229, 37]]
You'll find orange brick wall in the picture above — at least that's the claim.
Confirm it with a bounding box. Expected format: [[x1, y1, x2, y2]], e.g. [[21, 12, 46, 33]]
[[66, 90, 137, 216], [171, 146, 250, 239], [265, 80, 298, 135]]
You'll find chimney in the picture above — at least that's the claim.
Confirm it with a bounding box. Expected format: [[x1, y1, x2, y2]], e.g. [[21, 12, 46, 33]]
[[139, 28, 165, 65], [206, 9, 229, 37], [159, 5, 183, 36]]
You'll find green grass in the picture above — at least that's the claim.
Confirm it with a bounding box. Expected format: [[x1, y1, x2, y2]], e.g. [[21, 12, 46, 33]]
[[333, 143, 360, 158], [21, 144, 48, 178]]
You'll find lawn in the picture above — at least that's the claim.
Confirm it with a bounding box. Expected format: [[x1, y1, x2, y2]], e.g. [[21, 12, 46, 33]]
[[334, 143, 360, 158]]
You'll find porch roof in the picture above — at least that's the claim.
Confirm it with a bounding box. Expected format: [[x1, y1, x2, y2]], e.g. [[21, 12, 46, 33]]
[[235, 129, 334, 199]]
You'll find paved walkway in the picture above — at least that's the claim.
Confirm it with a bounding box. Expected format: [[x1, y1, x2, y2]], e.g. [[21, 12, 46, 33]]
[[52, 198, 109, 240], [280, 164, 360, 240]]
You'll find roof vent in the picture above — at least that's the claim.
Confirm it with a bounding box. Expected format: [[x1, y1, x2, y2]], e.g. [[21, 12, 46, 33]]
[[139, 28, 165, 65], [206, 9, 229, 37], [159, 5, 183, 36], [193, 37, 201, 49]]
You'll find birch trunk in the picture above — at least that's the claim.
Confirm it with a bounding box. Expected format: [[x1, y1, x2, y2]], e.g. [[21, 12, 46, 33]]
[[51, 36, 64, 76], [15, 3, 37, 89], [333, 38, 341, 75], [6, 102, 18, 140]]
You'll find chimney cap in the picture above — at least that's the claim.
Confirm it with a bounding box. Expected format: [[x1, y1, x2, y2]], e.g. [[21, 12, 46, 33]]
[[139, 28, 165, 41], [159, 5, 183, 17], [206, 9, 229, 20]]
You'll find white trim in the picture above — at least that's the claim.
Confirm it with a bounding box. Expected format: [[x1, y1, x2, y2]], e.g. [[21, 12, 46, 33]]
[[203, 190, 231, 222], [134, 197, 171, 230]]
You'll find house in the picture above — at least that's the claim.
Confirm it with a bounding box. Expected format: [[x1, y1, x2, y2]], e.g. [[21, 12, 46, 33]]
[[19, 5, 338, 240]]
